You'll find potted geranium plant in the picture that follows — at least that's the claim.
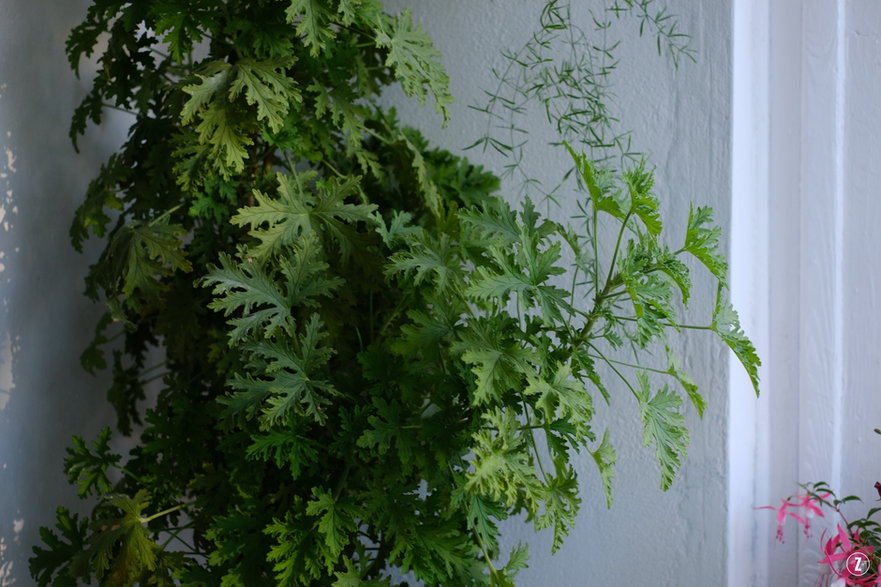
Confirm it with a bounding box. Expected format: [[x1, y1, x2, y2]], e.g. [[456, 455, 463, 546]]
[[30, 1, 759, 584]]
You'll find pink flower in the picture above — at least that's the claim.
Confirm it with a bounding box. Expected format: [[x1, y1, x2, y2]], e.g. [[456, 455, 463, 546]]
[[819, 524, 877, 586], [756, 493, 829, 543]]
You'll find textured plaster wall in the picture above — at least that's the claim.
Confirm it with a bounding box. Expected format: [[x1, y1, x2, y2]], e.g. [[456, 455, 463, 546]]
[[0, 0, 124, 583], [381, 1, 733, 585]]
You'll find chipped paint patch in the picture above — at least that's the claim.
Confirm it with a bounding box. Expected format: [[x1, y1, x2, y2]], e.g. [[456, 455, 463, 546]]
[[0, 536, 13, 586], [0, 332, 13, 411], [3, 150, 14, 175]]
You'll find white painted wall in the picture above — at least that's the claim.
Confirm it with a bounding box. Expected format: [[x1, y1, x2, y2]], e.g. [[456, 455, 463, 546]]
[[0, 0, 123, 583]]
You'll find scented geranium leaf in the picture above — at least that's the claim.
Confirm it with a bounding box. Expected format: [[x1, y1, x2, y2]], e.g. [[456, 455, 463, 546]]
[[206, 511, 275, 586], [266, 514, 324, 584], [571, 347, 610, 405], [278, 233, 345, 308], [181, 62, 231, 124], [565, 144, 625, 220], [589, 430, 617, 508], [356, 397, 399, 456], [665, 345, 705, 417], [712, 286, 761, 396], [391, 295, 464, 360], [203, 254, 294, 343], [406, 520, 484, 582], [232, 172, 376, 261], [229, 58, 301, 133], [332, 557, 389, 587], [618, 240, 676, 346], [181, 61, 254, 176], [246, 429, 319, 478], [306, 488, 360, 567], [309, 82, 371, 152], [504, 542, 529, 576], [64, 426, 121, 498], [29, 507, 90, 587], [683, 204, 728, 283], [123, 219, 192, 295], [152, 0, 207, 62], [535, 462, 581, 553], [466, 409, 543, 511], [624, 161, 662, 236], [337, 0, 383, 26], [70, 153, 125, 251], [387, 231, 461, 292], [457, 493, 506, 553], [456, 318, 534, 405], [286, 0, 337, 56], [253, 315, 338, 426], [459, 197, 521, 247], [374, 210, 418, 246], [398, 130, 444, 217], [357, 397, 419, 471], [524, 362, 593, 428], [635, 372, 688, 491], [89, 490, 159, 585], [655, 248, 692, 306], [468, 243, 570, 323], [375, 10, 453, 123], [467, 261, 532, 301], [95, 211, 192, 306], [222, 374, 273, 424]]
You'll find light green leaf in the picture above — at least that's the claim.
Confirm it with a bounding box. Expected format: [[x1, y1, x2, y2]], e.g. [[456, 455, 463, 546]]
[[683, 204, 727, 283], [589, 430, 616, 508], [387, 232, 461, 292], [375, 10, 453, 123], [286, 0, 336, 55], [306, 488, 358, 565], [524, 362, 593, 427], [181, 61, 231, 125], [712, 286, 760, 396], [624, 160, 662, 236], [635, 372, 688, 491], [229, 58, 300, 133], [457, 320, 533, 405], [665, 345, 705, 417], [232, 172, 376, 261], [203, 254, 294, 344]]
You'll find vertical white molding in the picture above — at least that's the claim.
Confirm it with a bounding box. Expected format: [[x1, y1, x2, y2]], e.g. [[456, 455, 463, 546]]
[[729, 0, 770, 585], [798, 0, 846, 584]]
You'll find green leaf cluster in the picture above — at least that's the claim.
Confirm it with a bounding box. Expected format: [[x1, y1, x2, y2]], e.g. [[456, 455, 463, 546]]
[[33, 1, 759, 585]]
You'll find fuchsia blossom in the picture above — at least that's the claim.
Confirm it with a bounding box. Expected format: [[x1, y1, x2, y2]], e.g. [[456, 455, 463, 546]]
[[757, 492, 830, 543], [818, 525, 878, 586]]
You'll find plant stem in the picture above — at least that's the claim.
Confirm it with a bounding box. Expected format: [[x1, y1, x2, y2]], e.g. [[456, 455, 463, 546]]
[[140, 503, 186, 525]]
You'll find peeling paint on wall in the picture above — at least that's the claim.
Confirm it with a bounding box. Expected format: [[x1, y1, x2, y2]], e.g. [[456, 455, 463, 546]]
[[0, 536, 13, 586], [0, 333, 12, 411]]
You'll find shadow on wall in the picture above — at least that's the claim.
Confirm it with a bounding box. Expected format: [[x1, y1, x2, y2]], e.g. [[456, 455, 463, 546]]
[[0, 0, 125, 583]]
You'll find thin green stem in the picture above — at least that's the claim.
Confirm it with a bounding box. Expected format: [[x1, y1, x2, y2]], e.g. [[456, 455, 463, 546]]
[[584, 346, 666, 375], [614, 315, 713, 331], [140, 503, 186, 525], [603, 209, 632, 292], [474, 527, 501, 580], [590, 346, 638, 399]]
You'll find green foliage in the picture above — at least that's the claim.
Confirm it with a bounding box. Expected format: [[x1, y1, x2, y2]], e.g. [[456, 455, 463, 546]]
[[65, 427, 121, 498], [35, 1, 759, 585]]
